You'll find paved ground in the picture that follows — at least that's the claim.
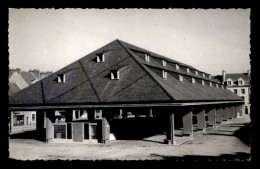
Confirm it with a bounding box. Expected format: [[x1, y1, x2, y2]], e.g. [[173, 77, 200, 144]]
[[9, 114, 251, 161]]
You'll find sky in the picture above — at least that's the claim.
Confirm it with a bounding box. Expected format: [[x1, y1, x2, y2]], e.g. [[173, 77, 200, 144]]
[[8, 9, 251, 76]]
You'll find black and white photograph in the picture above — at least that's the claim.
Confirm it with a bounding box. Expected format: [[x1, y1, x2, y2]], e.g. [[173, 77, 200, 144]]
[[8, 8, 251, 161]]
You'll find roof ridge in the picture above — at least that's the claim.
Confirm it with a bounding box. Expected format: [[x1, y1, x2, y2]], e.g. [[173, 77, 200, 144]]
[[117, 39, 175, 101]]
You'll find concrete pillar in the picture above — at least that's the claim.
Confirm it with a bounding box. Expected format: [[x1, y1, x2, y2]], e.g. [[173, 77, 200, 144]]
[[166, 112, 176, 145], [196, 107, 206, 131], [36, 110, 45, 140], [45, 110, 55, 142], [228, 106, 233, 120], [233, 106, 237, 118], [238, 105, 243, 116], [241, 105, 245, 116], [182, 107, 193, 136], [207, 106, 216, 127], [223, 106, 229, 121], [216, 106, 223, 123], [9, 111, 14, 133], [122, 109, 128, 119]]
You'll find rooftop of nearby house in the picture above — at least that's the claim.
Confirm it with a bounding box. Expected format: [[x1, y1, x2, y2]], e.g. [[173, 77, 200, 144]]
[[214, 71, 250, 87], [9, 39, 242, 107]]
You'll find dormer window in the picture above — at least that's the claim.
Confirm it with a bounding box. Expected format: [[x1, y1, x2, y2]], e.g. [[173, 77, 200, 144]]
[[176, 64, 179, 70], [209, 82, 212, 87], [202, 73, 205, 77], [238, 78, 244, 86], [97, 53, 105, 63], [195, 71, 198, 75], [162, 60, 167, 66], [192, 77, 195, 84], [111, 70, 120, 80], [227, 79, 232, 86], [162, 70, 167, 79], [145, 54, 150, 62], [209, 75, 211, 79], [187, 68, 190, 73], [202, 80, 205, 85], [179, 74, 183, 81], [57, 74, 66, 83]]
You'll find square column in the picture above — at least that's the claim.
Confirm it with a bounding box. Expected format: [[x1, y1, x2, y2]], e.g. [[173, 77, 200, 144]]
[[238, 105, 243, 117], [216, 106, 223, 123], [228, 106, 234, 120], [45, 110, 55, 142], [101, 117, 110, 144], [182, 107, 193, 137], [166, 112, 176, 145], [196, 106, 206, 131], [36, 110, 46, 140], [9, 111, 14, 134], [233, 106, 238, 118], [223, 106, 229, 121], [207, 106, 216, 127]]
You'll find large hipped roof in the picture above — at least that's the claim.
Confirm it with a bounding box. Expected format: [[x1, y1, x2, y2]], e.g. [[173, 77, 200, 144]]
[[9, 39, 243, 107]]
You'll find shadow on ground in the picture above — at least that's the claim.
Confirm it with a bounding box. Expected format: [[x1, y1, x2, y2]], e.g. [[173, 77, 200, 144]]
[[150, 152, 250, 161], [9, 130, 46, 142], [205, 123, 250, 147]]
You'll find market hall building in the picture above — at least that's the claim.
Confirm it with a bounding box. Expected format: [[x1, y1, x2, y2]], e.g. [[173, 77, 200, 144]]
[[9, 39, 244, 145]]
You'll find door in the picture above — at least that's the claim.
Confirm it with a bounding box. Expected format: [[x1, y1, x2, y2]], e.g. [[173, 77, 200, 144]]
[[72, 123, 84, 142], [90, 124, 97, 139]]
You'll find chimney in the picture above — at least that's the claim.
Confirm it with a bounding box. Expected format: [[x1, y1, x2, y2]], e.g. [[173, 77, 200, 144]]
[[247, 69, 250, 76], [222, 70, 226, 83]]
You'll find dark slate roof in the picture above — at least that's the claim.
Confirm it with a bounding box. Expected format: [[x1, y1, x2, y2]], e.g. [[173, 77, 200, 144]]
[[214, 73, 250, 87], [21, 71, 38, 85], [225, 73, 251, 86], [9, 39, 242, 106]]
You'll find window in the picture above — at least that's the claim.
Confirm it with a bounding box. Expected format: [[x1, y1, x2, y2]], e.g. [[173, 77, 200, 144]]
[[162, 60, 167, 66], [187, 68, 190, 73], [241, 89, 245, 94], [73, 110, 88, 120], [111, 70, 120, 80], [227, 80, 232, 86], [209, 75, 211, 79], [238, 80, 243, 86], [216, 84, 219, 88], [234, 89, 237, 94], [195, 71, 198, 75], [145, 54, 150, 61], [32, 114, 35, 121], [209, 82, 212, 86], [202, 73, 205, 77], [192, 77, 195, 84], [179, 75, 183, 81], [221, 85, 224, 89], [95, 109, 102, 120], [54, 124, 66, 139], [202, 80, 205, 85], [58, 74, 66, 83], [162, 70, 167, 79], [176, 64, 179, 70], [97, 53, 105, 62]]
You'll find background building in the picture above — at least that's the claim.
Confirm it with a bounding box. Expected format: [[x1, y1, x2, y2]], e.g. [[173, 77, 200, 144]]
[[9, 68, 52, 132], [214, 70, 251, 115]]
